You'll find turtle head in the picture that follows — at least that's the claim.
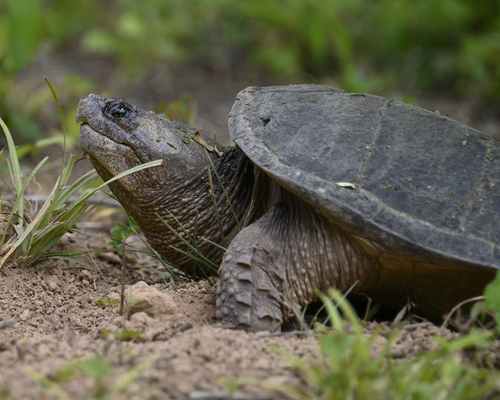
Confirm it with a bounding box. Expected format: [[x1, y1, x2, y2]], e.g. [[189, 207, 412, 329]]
[[77, 94, 220, 197], [76, 94, 251, 269]]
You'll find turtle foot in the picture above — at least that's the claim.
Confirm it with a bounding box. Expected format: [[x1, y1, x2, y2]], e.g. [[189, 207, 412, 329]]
[[216, 225, 284, 333]]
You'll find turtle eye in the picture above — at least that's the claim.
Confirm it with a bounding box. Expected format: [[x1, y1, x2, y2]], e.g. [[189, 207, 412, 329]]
[[103, 101, 132, 119], [110, 104, 128, 118]]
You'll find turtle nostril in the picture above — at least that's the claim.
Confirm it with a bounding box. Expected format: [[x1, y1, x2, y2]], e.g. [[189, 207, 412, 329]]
[[260, 117, 270, 127]]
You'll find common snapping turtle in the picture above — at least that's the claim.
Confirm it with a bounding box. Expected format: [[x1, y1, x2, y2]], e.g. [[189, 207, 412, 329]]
[[77, 85, 500, 332]]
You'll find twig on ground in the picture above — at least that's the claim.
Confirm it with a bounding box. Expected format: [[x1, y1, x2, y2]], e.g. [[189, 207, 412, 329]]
[[441, 295, 484, 329], [119, 250, 126, 316], [85, 244, 108, 284]]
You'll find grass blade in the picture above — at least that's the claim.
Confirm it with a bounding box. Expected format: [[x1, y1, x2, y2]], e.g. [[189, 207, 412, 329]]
[[200, 236, 227, 252], [74, 160, 162, 208], [0, 191, 55, 268], [207, 165, 227, 248], [44, 76, 67, 175], [0, 118, 23, 222], [205, 149, 241, 230], [156, 212, 219, 272]]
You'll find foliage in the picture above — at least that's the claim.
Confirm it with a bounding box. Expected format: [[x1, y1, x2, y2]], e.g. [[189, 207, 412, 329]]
[[1, 0, 41, 76], [99, 329, 144, 341], [0, 81, 94, 268], [67, 0, 500, 97], [0, 0, 93, 145], [75, 0, 500, 95], [483, 270, 500, 327], [108, 218, 141, 255], [94, 298, 120, 308], [106, 217, 186, 284], [26, 355, 156, 400]]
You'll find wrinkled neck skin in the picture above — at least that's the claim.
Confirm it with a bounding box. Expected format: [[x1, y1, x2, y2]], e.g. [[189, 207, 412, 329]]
[[103, 147, 268, 274]]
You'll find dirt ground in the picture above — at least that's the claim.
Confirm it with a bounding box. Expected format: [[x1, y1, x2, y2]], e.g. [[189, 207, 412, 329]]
[[0, 209, 466, 400]]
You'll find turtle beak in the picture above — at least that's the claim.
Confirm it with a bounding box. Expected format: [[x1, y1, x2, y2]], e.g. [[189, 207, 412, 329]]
[[76, 94, 105, 125]]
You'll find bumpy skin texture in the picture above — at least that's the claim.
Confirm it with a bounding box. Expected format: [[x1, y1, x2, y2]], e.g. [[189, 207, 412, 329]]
[[77, 94, 260, 274], [77, 86, 500, 333], [216, 189, 378, 332]]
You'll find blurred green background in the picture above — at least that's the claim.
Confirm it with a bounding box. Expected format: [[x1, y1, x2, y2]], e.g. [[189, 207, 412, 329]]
[[1, 0, 499, 150]]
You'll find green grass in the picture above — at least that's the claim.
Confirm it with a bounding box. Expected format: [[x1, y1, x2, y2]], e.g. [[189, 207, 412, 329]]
[[99, 329, 144, 341], [94, 298, 120, 308], [226, 289, 500, 400], [26, 355, 156, 400], [0, 81, 162, 270]]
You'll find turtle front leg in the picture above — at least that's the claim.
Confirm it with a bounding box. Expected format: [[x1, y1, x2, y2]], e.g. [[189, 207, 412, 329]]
[[216, 220, 287, 333], [215, 188, 377, 332]]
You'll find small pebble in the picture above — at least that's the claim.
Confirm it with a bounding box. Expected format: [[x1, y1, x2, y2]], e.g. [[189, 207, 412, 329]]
[[79, 270, 92, 280], [202, 294, 213, 304], [19, 310, 30, 322]]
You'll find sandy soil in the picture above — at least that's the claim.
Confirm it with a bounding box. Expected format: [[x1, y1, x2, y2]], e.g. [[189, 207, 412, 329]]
[[0, 211, 469, 400]]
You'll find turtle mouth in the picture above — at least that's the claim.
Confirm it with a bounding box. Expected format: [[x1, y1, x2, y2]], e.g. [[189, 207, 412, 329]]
[[78, 122, 170, 198], [78, 120, 154, 165], [78, 123, 144, 182], [78, 123, 133, 158]]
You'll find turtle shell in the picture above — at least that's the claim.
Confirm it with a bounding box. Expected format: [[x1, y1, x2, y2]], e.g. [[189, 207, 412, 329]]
[[229, 85, 500, 270]]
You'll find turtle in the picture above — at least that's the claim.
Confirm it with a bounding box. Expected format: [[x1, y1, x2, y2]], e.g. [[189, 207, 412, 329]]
[[77, 84, 500, 332]]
